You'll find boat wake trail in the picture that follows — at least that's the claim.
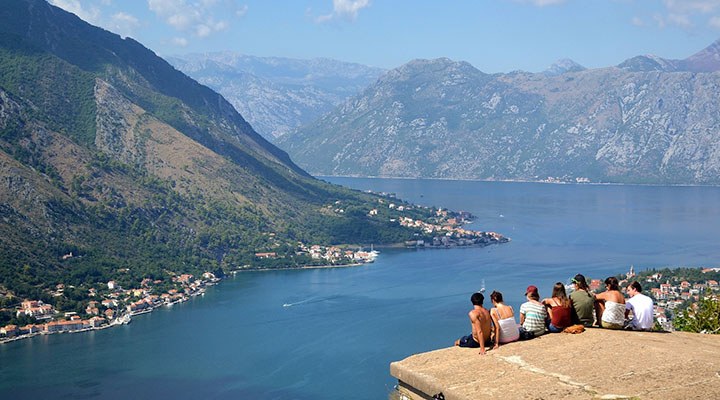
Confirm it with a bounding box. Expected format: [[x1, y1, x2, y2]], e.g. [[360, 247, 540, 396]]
[[282, 295, 340, 308]]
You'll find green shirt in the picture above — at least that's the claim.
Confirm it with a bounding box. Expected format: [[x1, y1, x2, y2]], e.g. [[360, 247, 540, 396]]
[[570, 290, 594, 326]]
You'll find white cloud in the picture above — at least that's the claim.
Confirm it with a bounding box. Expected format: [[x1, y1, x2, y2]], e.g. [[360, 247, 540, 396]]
[[315, 0, 372, 23], [48, 0, 102, 25], [663, 0, 720, 14], [710, 15, 720, 28], [631, 16, 646, 27], [512, 0, 567, 7], [653, 13, 667, 29], [147, 0, 232, 37], [171, 37, 189, 47], [656, 0, 720, 30], [49, 0, 143, 38], [667, 13, 693, 28], [109, 12, 141, 38], [236, 5, 249, 18]]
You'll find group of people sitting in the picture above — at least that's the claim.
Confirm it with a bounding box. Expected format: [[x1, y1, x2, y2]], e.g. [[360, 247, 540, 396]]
[[454, 274, 655, 355]]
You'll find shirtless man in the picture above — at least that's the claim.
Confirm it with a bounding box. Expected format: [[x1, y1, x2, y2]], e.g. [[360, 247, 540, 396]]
[[454, 292, 493, 355]]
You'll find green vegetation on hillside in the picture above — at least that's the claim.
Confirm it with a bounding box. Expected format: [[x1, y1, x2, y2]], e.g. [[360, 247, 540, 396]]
[[674, 293, 720, 334], [0, 0, 505, 323], [0, 35, 96, 147]]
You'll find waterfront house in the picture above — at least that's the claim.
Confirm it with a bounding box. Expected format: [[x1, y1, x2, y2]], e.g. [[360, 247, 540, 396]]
[[45, 320, 85, 333], [20, 324, 41, 334], [86, 317, 105, 328], [1, 325, 19, 337]]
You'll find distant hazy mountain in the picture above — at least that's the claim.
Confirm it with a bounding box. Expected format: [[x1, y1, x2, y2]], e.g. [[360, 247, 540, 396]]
[[167, 53, 385, 140], [617, 55, 678, 72], [280, 39, 720, 185], [617, 39, 720, 73], [543, 59, 586, 76], [681, 38, 720, 72]]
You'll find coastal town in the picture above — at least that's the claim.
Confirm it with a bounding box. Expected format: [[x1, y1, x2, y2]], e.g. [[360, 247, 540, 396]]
[[397, 209, 508, 248], [621, 266, 720, 331], [0, 242, 389, 343], [580, 265, 720, 332], [0, 270, 220, 343], [1, 199, 509, 344]]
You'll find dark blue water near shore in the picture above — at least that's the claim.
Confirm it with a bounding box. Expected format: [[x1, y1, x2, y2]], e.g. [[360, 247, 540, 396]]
[[2, 179, 720, 399]]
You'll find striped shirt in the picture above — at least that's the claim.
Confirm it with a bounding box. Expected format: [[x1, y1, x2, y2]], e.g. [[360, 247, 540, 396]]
[[520, 301, 548, 335]]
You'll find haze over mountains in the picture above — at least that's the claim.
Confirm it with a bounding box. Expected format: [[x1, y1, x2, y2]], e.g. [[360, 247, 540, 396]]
[[0, 0, 424, 299], [167, 53, 385, 140], [278, 39, 720, 185]]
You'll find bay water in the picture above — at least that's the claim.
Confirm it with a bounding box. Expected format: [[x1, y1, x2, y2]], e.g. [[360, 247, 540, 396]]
[[1, 178, 719, 399]]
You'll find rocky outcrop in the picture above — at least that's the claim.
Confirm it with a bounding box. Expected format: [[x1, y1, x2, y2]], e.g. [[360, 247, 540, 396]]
[[390, 329, 720, 400], [94, 79, 147, 166]]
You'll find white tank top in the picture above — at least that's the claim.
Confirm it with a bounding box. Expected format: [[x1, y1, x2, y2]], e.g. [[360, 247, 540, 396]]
[[602, 301, 625, 325], [494, 308, 519, 343]]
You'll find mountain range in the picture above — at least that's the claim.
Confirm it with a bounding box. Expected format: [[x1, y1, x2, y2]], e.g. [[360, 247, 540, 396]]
[[167, 53, 385, 140], [280, 40, 720, 185], [0, 0, 429, 302]]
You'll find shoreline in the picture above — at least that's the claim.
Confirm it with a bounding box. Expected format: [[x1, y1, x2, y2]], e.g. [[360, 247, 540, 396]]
[[316, 174, 720, 188], [233, 262, 366, 272], [2, 240, 508, 344], [0, 315, 129, 345]]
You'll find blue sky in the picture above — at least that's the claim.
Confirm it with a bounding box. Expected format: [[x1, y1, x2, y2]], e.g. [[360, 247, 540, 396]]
[[49, 0, 720, 73]]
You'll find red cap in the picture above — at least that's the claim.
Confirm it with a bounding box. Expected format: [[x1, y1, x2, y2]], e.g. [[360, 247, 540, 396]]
[[525, 285, 538, 295]]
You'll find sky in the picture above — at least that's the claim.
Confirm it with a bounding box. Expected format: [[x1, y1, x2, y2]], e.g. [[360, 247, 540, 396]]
[[48, 0, 720, 73]]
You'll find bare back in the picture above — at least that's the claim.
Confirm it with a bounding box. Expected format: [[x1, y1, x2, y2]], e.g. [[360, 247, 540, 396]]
[[469, 306, 492, 344], [596, 289, 625, 304]]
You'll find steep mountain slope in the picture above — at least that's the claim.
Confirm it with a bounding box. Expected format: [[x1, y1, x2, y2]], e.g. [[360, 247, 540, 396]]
[[281, 41, 720, 184], [167, 53, 385, 140], [0, 0, 432, 301]]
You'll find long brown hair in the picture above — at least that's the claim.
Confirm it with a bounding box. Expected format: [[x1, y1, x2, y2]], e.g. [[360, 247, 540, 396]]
[[604, 276, 620, 291], [551, 282, 570, 307]]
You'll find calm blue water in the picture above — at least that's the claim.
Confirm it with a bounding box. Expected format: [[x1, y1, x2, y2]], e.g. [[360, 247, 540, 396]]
[[2, 179, 720, 399]]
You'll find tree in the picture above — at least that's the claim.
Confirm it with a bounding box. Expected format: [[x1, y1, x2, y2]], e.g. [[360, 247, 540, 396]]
[[674, 291, 720, 334]]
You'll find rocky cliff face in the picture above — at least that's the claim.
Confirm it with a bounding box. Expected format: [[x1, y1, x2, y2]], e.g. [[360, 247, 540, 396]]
[[0, 0, 418, 299], [168, 53, 385, 140], [281, 40, 720, 185]]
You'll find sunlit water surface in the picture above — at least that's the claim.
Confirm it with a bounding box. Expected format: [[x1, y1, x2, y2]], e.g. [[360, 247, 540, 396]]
[[2, 178, 719, 399]]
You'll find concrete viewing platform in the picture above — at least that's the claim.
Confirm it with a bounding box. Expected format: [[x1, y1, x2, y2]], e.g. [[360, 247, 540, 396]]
[[390, 329, 720, 399]]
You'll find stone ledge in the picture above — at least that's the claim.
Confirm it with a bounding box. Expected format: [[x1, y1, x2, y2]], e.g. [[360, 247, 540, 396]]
[[390, 329, 720, 400]]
